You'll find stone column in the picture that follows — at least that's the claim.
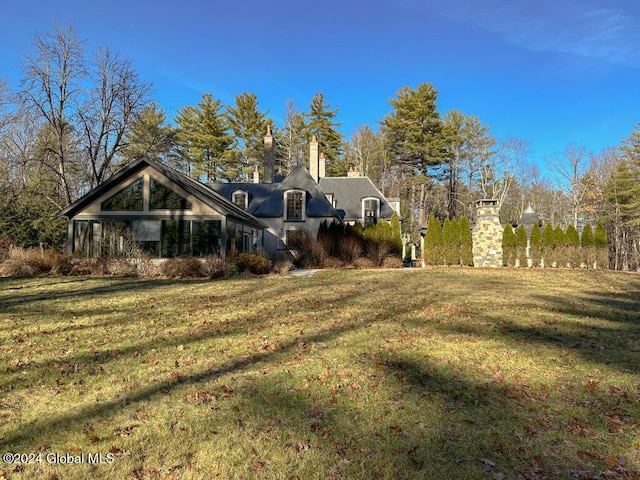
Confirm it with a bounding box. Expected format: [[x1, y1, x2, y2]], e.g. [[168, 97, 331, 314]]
[[472, 199, 503, 268]]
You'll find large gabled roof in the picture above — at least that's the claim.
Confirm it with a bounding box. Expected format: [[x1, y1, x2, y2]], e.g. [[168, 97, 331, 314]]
[[210, 165, 342, 219], [318, 176, 396, 221], [59, 158, 265, 229]]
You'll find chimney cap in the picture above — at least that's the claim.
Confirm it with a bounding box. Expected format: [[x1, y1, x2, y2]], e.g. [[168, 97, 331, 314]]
[[266, 124, 272, 135], [311, 134, 318, 143]]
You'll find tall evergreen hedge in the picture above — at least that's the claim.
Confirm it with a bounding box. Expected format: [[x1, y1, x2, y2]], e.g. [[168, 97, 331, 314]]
[[424, 213, 443, 265], [502, 224, 516, 267], [459, 216, 473, 266], [515, 225, 528, 267], [529, 223, 543, 268]]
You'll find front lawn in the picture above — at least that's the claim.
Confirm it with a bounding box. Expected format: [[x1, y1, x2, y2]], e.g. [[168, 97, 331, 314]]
[[1, 268, 639, 479]]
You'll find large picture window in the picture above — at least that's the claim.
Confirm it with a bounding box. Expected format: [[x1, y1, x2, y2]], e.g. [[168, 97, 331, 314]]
[[101, 178, 143, 211], [150, 177, 192, 210]]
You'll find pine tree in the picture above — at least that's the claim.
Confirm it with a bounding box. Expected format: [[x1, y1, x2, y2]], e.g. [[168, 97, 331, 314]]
[[304, 92, 345, 176], [502, 224, 516, 267], [383, 83, 447, 176], [565, 224, 580, 268], [175, 93, 234, 182], [581, 224, 595, 269], [424, 213, 443, 265], [542, 223, 555, 268], [529, 222, 543, 268], [515, 225, 528, 267], [226, 92, 270, 181], [594, 222, 609, 269], [121, 102, 176, 166]]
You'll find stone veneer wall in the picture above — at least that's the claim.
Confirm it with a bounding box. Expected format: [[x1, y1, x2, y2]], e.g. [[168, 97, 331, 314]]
[[472, 200, 504, 268]]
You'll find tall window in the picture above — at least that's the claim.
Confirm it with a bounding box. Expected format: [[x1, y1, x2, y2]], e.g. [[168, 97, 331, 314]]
[[286, 191, 304, 221], [363, 198, 379, 225]]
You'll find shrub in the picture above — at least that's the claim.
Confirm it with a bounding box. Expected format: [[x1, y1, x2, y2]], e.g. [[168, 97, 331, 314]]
[[338, 234, 363, 265], [382, 256, 403, 269], [0, 259, 38, 277], [423, 213, 443, 265], [390, 213, 403, 256], [566, 225, 581, 268], [160, 257, 205, 278], [515, 225, 528, 267], [502, 224, 516, 267], [542, 223, 555, 267], [235, 252, 272, 275], [595, 223, 609, 270], [443, 217, 460, 266], [529, 223, 543, 267], [581, 225, 595, 269], [365, 238, 390, 267], [459, 216, 473, 266], [201, 255, 235, 279], [287, 230, 325, 268], [353, 257, 374, 269], [105, 258, 139, 277]]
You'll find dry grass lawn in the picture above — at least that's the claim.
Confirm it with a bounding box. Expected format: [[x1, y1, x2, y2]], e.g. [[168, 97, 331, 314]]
[[0, 268, 639, 479]]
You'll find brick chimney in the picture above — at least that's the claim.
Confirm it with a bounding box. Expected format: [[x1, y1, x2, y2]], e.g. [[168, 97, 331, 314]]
[[263, 124, 274, 184]]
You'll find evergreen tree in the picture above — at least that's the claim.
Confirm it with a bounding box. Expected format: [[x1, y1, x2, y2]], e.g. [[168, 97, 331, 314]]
[[304, 92, 345, 176], [120, 102, 176, 166], [442, 218, 460, 265], [529, 222, 543, 268], [502, 224, 516, 267], [542, 223, 555, 268], [226, 92, 270, 181], [459, 216, 473, 266], [554, 225, 567, 267], [565, 224, 580, 268], [175, 93, 234, 182], [383, 83, 447, 176], [390, 212, 403, 256], [515, 225, 528, 267], [594, 222, 609, 269], [423, 213, 443, 265], [581, 224, 595, 268]]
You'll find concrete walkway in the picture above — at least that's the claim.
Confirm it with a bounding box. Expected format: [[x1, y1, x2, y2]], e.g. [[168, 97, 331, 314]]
[[288, 269, 318, 278]]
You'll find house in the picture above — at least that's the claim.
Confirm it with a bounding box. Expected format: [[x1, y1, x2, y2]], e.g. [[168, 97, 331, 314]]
[[60, 126, 401, 259], [210, 127, 401, 254], [60, 157, 265, 259]]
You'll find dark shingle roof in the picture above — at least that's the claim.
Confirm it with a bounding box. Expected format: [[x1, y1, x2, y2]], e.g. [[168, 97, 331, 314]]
[[211, 165, 342, 219], [318, 176, 396, 222], [60, 158, 265, 229]]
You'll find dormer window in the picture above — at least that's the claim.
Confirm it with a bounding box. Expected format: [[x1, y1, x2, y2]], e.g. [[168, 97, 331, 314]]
[[285, 190, 304, 221], [363, 198, 380, 226], [232, 190, 248, 210]]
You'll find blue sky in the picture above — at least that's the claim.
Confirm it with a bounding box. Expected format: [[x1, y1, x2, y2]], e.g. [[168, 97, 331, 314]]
[[2, 0, 639, 169]]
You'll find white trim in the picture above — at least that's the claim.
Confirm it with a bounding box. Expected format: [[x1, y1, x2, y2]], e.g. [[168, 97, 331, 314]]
[[284, 189, 306, 221], [232, 189, 249, 210], [362, 197, 380, 225]]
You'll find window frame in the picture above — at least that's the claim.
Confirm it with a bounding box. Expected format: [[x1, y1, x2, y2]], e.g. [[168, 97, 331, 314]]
[[362, 197, 380, 226], [284, 190, 305, 222]]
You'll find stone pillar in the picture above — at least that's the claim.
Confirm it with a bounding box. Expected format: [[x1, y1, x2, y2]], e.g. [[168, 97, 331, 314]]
[[309, 135, 319, 182], [263, 124, 274, 184], [472, 199, 503, 268]]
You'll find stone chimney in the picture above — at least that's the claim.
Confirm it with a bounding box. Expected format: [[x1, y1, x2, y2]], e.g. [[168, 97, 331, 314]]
[[309, 135, 319, 182], [319, 152, 326, 179], [472, 199, 503, 268], [253, 165, 260, 184], [347, 165, 362, 178], [263, 124, 274, 184]]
